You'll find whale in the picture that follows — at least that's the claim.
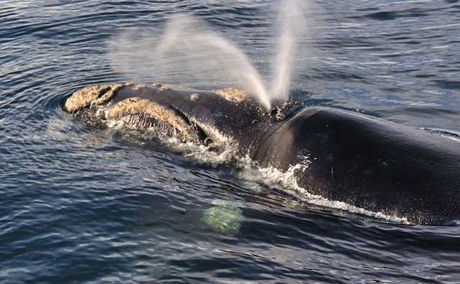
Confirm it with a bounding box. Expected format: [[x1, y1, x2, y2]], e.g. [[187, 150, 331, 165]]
[[63, 82, 460, 225]]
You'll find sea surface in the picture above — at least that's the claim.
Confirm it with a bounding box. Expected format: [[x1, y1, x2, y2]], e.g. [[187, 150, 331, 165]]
[[1, 0, 459, 283]]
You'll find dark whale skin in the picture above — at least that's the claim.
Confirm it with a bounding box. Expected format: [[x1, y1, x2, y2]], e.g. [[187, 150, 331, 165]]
[[254, 108, 460, 224]]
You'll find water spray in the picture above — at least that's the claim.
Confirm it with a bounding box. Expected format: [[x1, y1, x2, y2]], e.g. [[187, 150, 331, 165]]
[[271, 0, 306, 101], [109, 0, 307, 110]]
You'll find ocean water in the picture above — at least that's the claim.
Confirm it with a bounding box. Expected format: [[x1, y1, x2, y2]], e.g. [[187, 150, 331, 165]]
[[1, 0, 459, 283]]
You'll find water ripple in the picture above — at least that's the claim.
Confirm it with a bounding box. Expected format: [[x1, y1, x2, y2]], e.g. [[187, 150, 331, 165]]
[[0, 0, 459, 283]]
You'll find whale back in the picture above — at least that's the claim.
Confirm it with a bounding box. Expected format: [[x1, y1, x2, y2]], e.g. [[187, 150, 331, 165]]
[[254, 107, 460, 224]]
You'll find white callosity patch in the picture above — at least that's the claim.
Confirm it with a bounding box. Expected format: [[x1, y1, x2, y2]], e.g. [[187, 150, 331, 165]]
[[215, 88, 249, 103], [106, 97, 193, 140], [64, 83, 124, 113]]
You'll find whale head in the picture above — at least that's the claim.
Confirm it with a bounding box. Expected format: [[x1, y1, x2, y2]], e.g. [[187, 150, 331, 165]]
[[63, 82, 279, 150]]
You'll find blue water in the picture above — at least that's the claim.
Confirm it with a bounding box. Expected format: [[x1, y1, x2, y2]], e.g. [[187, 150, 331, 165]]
[[1, 0, 459, 283]]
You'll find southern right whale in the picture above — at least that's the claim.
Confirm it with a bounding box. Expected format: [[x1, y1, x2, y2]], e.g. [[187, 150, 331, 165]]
[[62, 82, 460, 225]]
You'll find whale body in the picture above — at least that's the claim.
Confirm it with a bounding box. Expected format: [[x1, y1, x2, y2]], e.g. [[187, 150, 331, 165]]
[[63, 82, 460, 225]]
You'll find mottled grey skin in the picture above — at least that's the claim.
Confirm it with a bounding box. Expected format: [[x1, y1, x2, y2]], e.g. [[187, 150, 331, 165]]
[[63, 83, 460, 225]]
